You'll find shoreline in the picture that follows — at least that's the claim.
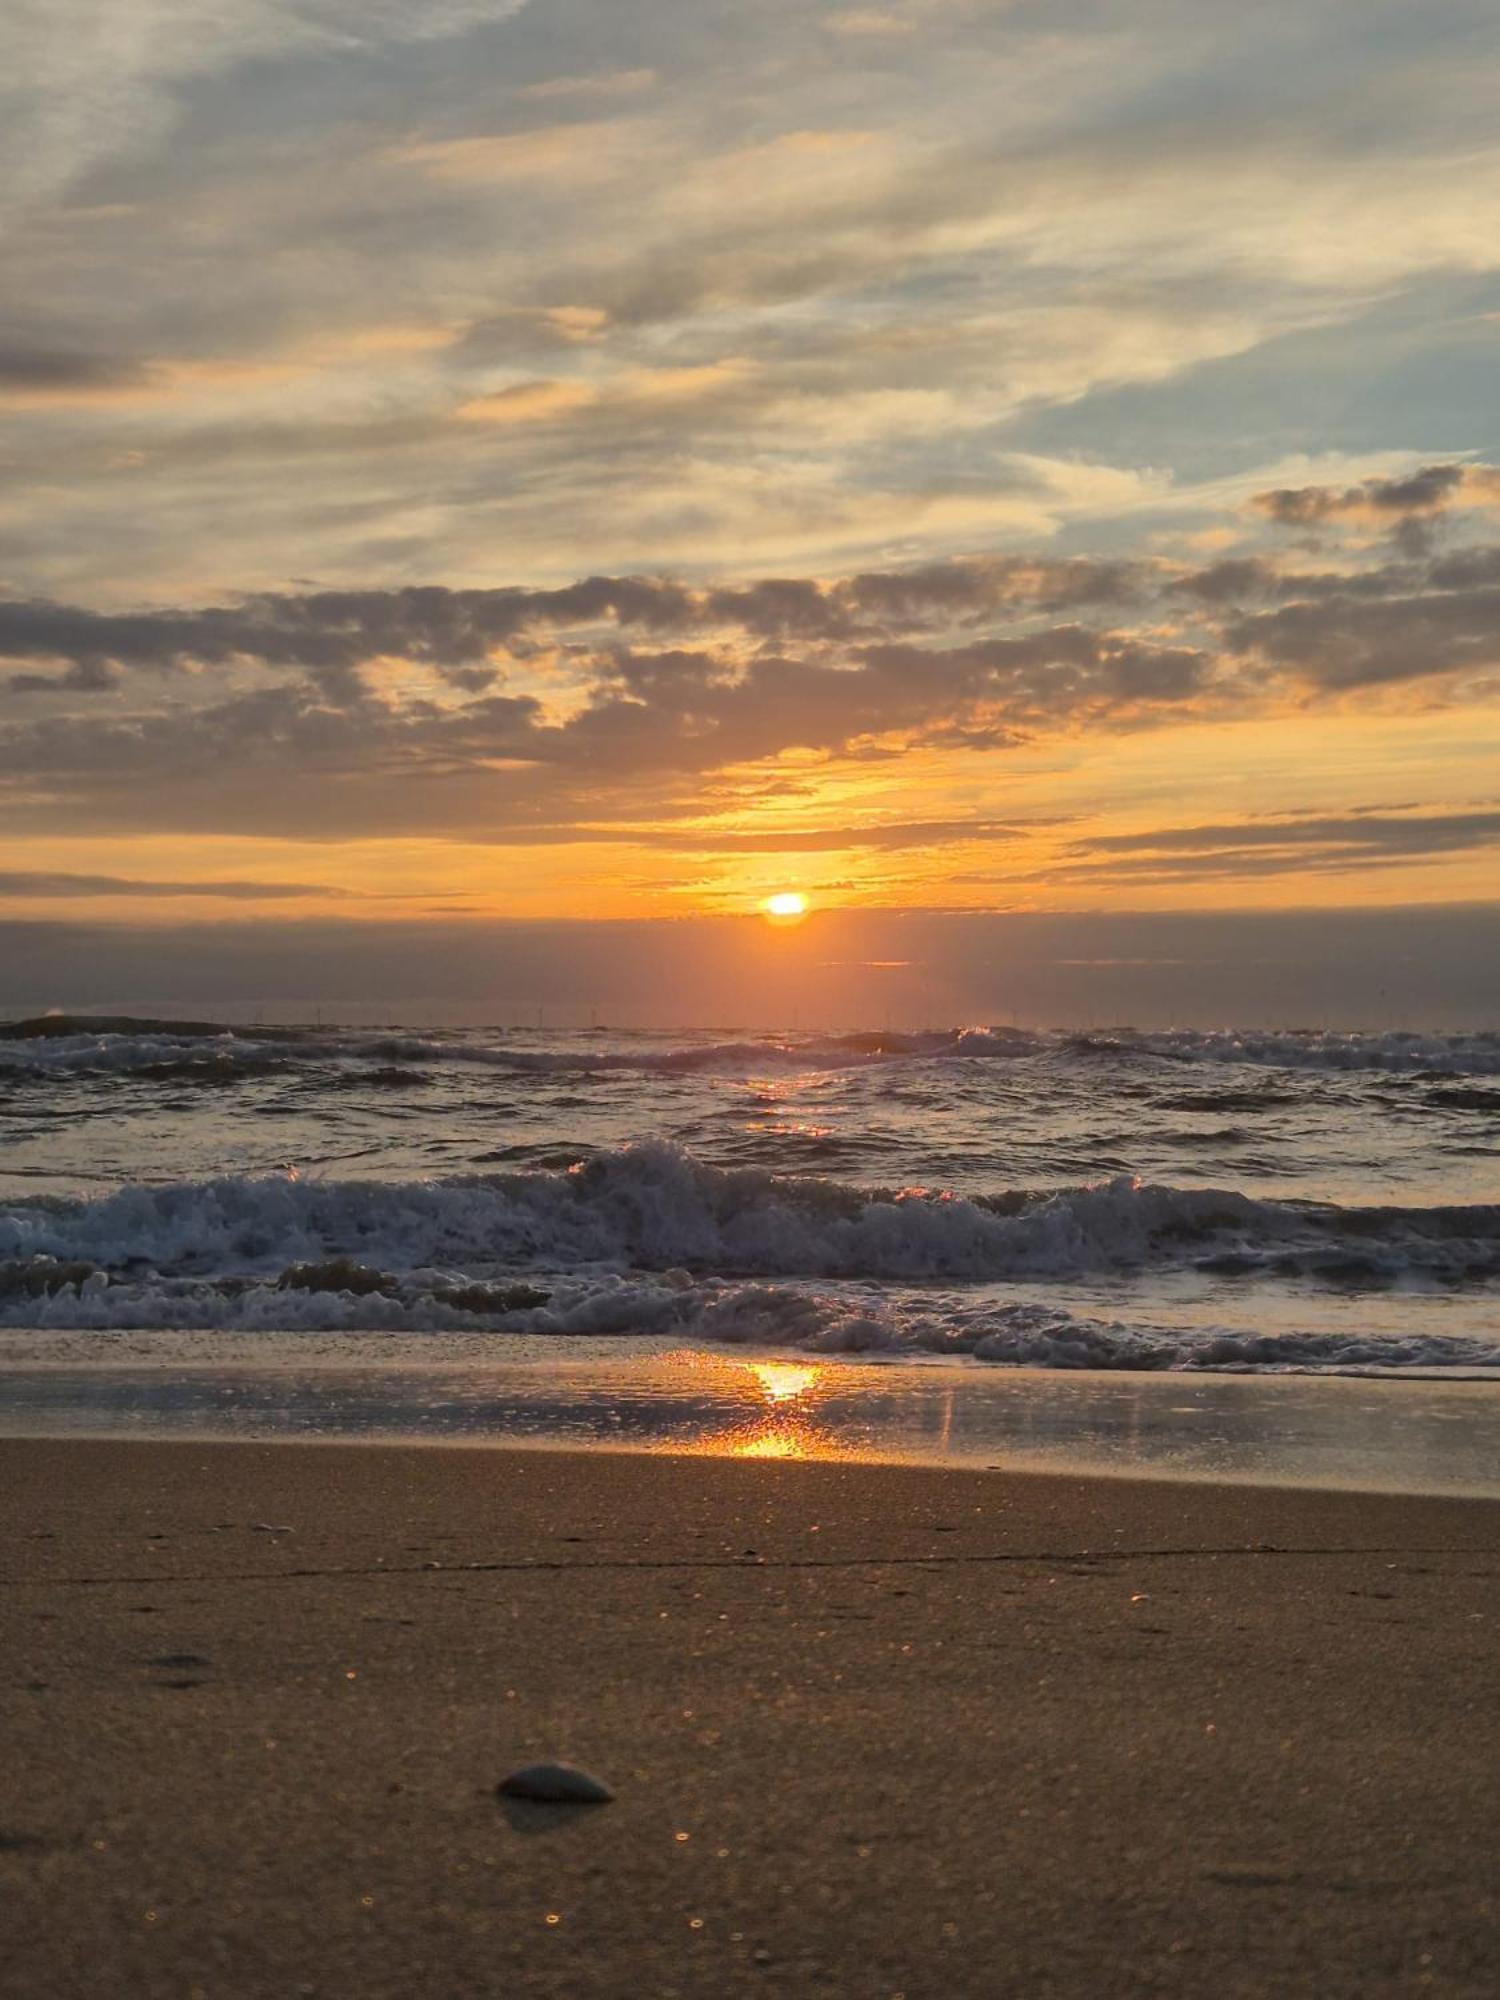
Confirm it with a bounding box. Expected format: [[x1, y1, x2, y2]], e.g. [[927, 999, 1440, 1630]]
[[2, 1340, 1498, 1499], [4, 1413, 1500, 1506], [3, 1436, 1497, 1996]]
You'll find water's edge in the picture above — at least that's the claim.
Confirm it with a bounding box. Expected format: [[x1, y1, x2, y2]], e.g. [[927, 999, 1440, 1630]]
[[5, 1343, 1497, 1499]]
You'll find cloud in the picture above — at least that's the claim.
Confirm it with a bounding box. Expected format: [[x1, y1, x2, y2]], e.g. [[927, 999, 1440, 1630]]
[[0, 871, 357, 900], [0, 340, 145, 397], [0, 565, 1224, 839], [389, 118, 655, 186], [455, 379, 597, 424], [629, 817, 1027, 854], [1224, 584, 1500, 690], [0, 1, 532, 208], [516, 69, 657, 103], [825, 11, 917, 35], [7, 515, 1500, 844], [0, 322, 464, 413], [6, 1, 1500, 608], [455, 359, 757, 427], [1080, 808, 1500, 856], [1254, 461, 1500, 529], [6, 431, 1500, 897], [1168, 558, 1282, 605], [1059, 807, 1500, 883], [0, 556, 1155, 690]]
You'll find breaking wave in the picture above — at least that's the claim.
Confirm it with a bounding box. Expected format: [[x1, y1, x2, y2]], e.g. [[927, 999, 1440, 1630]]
[[3, 1140, 1497, 1283], [2, 1144, 1497, 1375], [2, 1266, 1495, 1375]]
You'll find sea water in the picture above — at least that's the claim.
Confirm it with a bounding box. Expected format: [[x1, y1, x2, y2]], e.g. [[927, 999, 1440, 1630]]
[[1, 1017, 1496, 1483]]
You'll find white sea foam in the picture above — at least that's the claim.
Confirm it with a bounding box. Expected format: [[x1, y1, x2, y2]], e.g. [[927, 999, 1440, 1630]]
[[1, 1143, 1495, 1303], [3, 1264, 1496, 1375]]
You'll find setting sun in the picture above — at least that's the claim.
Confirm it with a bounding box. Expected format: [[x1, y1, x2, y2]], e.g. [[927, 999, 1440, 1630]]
[[763, 892, 809, 922]]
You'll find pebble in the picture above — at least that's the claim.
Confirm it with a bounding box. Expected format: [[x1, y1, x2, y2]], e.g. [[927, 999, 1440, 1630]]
[[498, 1762, 615, 1805]]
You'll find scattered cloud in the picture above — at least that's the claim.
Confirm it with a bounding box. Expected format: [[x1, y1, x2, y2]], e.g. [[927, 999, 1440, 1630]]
[[5, 2, 1500, 923], [1057, 807, 1500, 884], [1224, 584, 1500, 690], [631, 818, 1027, 854], [389, 118, 658, 186], [1078, 808, 1500, 857], [456, 378, 597, 424], [3, 510, 1500, 848], [1252, 462, 1500, 565], [0, 0, 532, 208], [0, 341, 146, 399], [516, 69, 657, 103], [0, 871, 358, 900]]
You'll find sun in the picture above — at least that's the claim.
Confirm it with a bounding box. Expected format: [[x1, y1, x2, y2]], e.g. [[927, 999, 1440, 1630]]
[[763, 891, 809, 923]]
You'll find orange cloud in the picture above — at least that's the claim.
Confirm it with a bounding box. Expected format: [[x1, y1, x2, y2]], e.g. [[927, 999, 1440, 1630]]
[[389, 119, 656, 185], [456, 379, 597, 424]]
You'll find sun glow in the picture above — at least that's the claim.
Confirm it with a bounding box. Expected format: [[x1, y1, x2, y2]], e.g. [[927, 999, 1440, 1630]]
[[763, 891, 809, 922]]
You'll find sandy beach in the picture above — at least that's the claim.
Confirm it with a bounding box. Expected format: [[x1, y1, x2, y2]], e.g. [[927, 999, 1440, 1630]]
[[2, 1437, 1496, 1998]]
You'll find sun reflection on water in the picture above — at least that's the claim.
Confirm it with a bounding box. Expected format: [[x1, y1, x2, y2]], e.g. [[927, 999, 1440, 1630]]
[[749, 1361, 819, 1404]]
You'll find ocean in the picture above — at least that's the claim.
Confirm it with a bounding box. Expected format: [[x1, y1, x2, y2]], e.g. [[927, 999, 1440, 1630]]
[[1, 1012, 1496, 1372]]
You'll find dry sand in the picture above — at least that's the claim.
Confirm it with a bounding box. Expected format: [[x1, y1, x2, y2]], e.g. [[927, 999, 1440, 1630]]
[[2, 1437, 1497, 1998]]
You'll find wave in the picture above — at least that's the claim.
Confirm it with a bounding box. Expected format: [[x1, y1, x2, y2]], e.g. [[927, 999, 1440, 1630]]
[[0, 1013, 308, 1043], [0, 1028, 300, 1083], [268, 1022, 1500, 1077], [2, 1143, 1496, 1297], [1112, 1027, 1500, 1076], [2, 1264, 1494, 1374], [2, 1015, 1497, 1082]]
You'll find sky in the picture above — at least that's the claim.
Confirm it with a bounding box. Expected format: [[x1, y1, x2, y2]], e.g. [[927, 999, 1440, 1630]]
[[3, 0, 1500, 1021]]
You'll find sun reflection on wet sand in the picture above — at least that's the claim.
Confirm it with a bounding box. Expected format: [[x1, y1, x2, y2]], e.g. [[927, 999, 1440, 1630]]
[[657, 1352, 854, 1461], [694, 1407, 851, 1462], [727, 1425, 813, 1459]]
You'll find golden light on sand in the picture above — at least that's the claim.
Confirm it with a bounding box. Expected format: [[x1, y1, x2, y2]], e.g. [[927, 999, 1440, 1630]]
[[705, 1410, 847, 1461], [763, 891, 809, 923], [731, 1430, 804, 1458]]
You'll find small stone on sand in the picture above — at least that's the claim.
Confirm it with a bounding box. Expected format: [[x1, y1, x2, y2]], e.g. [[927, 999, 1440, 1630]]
[[497, 1762, 614, 1805]]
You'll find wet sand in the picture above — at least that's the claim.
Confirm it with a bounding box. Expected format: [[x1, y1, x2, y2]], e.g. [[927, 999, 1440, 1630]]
[[2, 1437, 1497, 1997]]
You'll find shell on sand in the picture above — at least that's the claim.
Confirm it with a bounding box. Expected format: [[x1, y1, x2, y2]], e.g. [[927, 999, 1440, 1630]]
[[497, 1762, 614, 1805]]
